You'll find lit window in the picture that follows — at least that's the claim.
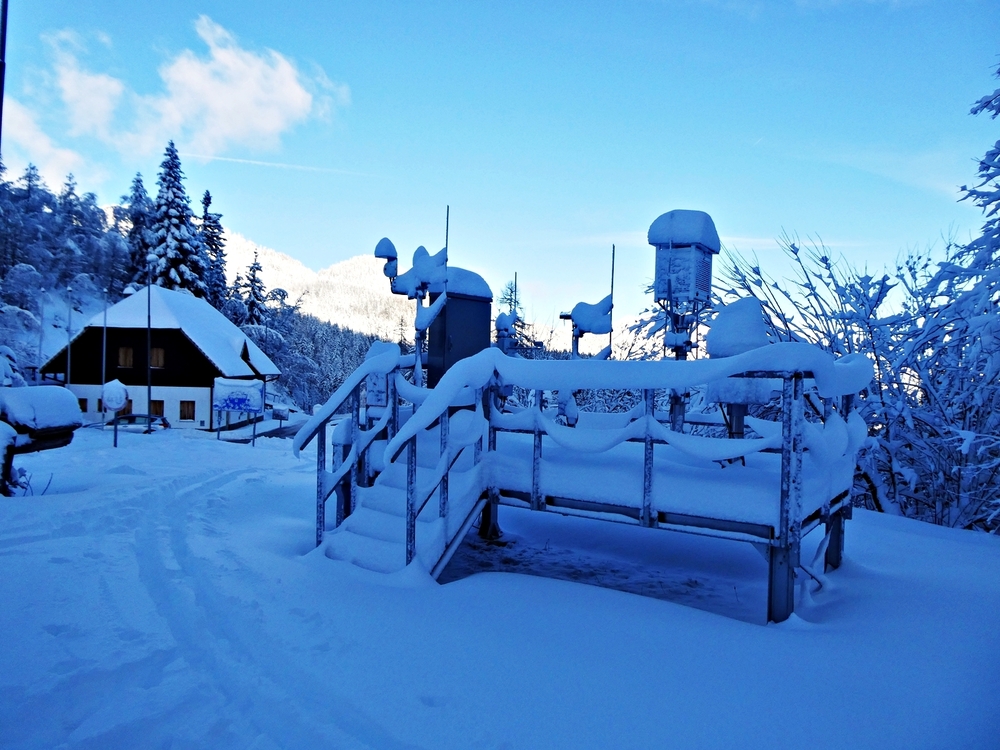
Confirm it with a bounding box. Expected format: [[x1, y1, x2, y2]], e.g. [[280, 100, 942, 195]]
[[118, 347, 133, 368], [180, 401, 195, 421], [151, 347, 165, 369]]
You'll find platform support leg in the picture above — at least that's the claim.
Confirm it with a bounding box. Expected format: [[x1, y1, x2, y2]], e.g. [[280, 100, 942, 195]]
[[767, 543, 795, 624], [824, 509, 845, 571], [479, 422, 501, 540]]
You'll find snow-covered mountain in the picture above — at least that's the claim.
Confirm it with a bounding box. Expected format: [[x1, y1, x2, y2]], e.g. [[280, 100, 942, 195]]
[[224, 232, 415, 341]]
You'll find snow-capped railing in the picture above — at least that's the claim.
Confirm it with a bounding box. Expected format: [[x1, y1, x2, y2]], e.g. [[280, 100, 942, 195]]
[[380, 343, 872, 622], [294, 345, 404, 546]]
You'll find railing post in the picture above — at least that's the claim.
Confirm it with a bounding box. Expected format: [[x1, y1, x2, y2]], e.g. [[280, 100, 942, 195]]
[[439, 408, 450, 518], [642, 388, 654, 527], [531, 388, 543, 511], [350, 384, 360, 514], [480, 383, 501, 540], [406, 434, 417, 565], [770, 372, 804, 623], [315, 421, 326, 547], [387, 370, 398, 441]]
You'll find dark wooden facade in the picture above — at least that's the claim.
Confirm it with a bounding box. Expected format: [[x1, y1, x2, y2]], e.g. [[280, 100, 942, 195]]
[[41, 328, 233, 386]]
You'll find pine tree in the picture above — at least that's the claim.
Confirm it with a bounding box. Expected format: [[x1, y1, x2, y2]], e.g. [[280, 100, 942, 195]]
[[123, 173, 153, 285], [243, 251, 269, 325], [199, 190, 228, 309], [960, 62, 1000, 260], [148, 142, 207, 296]]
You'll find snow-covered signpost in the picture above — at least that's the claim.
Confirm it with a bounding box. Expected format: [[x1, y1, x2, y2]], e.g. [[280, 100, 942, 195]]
[[213, 378, 266, 446], [102, 379, 128, 448], [648, 209, 720, 430]]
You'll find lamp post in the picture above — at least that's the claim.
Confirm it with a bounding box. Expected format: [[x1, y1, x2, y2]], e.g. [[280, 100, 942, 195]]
[[0, 0, 9, 155], [101, 287, 108, 422], [66, 285, 72, 387], [37, 287, 44, 380], [146, 262, 152, 430]]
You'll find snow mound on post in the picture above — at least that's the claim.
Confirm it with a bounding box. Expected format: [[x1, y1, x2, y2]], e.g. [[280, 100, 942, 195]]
[[0, 386, 83, 431], [647, 209, 721, 251], [707, 297, 769, 358], [571, 294, 613, 335]]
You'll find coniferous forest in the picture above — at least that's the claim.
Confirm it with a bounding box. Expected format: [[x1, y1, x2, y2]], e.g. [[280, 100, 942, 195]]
[[0, 142, 377, 411]]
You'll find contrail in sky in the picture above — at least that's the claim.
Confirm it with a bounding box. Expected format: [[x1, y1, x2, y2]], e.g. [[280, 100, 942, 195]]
[[180, 153, 374, 177]]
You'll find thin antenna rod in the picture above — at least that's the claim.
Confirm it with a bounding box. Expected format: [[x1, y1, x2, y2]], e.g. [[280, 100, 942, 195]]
[[445, 205, 449, 252], [609, 244, 616, 351], [0, 0, 8, 155]]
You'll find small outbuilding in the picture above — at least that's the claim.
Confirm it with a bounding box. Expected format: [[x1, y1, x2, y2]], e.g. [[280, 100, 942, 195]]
[[426, 267, 492, 387], [41, 286, 280, 429]]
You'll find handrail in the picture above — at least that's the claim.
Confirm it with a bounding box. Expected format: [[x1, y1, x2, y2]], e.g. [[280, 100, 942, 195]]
[[293, 345, 400, 456]]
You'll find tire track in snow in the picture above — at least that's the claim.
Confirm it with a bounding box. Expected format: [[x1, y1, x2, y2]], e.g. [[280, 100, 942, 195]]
[[133, 467, 427, 750]]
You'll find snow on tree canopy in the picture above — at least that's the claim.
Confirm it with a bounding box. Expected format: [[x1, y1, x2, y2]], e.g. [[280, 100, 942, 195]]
[[0, 386, 83, 431], [571, 294, 613, 335], [707, 297, 769, 357], [647, 209, 721, 252], [72, 285, 279, 379]]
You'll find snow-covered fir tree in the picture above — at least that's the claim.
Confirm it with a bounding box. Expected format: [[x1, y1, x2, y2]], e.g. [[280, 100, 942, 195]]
[[243, 251, 269, 325], [200, 190, 228, 310], [123, 173, 154, 285], [148, 142, 208, 296]]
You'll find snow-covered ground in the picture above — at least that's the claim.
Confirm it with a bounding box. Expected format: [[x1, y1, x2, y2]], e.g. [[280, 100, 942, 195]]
[[1, 427, 997, 748]]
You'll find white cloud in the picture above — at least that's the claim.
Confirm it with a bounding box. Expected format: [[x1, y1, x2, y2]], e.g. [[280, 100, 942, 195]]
[[18, 16, 346, 168], [3, 98, 85, 187], [47, 32, 124, 139], [128, 15, 332, 155]]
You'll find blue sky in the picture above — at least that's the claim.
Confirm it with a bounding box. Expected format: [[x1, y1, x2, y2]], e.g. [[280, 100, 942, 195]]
[[5, 1, 998, 324]]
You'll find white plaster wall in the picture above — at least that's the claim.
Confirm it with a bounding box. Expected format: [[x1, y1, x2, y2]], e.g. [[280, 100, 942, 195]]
[[67, 384, 213, 429]]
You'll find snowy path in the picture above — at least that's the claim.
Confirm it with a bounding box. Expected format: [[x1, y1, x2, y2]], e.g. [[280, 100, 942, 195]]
[[1, 429, 998, 748]]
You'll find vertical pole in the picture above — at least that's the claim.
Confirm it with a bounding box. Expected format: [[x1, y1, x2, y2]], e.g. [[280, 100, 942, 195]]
[[146, 268, 152, 427], [350, 385, 360, 518], [387, 370, 398, 441], [531, 388, 543, 511], [824, 510, 845, 571], [480, 382, 501, 540], [0, 0, 8, 154], [609, 243, 616, 353], [406, 435, 417, 565], [37, 289, 44, 378], [101, 288, 108, 404], [642, 388, 654, 526], [316, 422, 327, 546], [727, 403, 747, 439], [439, 408, 449, 518], [66, 287, 72, 387], [445, 205, 449, 252], [770, 372, 803, 623]]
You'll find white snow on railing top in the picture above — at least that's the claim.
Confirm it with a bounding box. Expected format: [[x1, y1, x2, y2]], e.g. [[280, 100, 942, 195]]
[[383, 343, 873, 462], [293, 343, 401, 456]]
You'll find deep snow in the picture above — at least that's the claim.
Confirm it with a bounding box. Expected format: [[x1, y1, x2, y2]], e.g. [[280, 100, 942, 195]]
[[1, 427, 998, 749]]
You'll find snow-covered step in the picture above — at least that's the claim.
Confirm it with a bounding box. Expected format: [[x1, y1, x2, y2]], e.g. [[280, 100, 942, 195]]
[[341, 506, 409, 543], [325, 529, 407, 573]]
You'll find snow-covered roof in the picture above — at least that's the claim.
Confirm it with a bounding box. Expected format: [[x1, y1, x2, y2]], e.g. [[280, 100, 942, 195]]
[[648, 210, 721, 253], [429, 267, 493, 300], [69, 286, 279, 378]]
